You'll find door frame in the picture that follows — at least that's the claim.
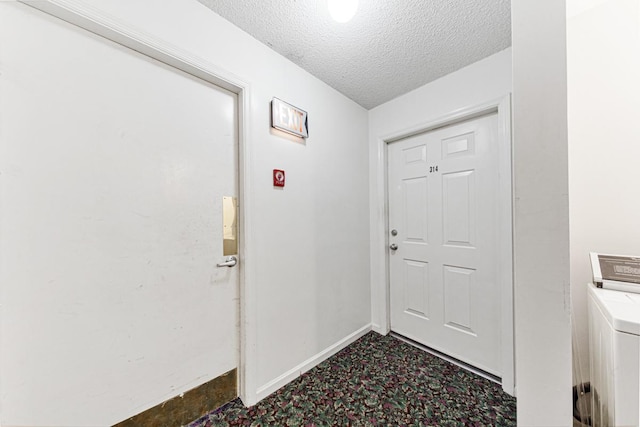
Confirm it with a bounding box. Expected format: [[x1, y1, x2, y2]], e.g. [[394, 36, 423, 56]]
[[19, 0, 260, 405], [372, 96, 515, 395]]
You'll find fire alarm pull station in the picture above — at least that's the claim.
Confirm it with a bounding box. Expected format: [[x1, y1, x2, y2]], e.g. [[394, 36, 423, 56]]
[[273, 169, 285, 187]]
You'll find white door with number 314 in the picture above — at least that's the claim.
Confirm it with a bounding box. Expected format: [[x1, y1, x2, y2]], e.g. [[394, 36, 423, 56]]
[[388, 113, 502, 376]]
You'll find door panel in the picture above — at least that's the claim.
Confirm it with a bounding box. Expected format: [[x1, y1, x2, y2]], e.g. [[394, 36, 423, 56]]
[[442, 132, 475, 158], [403, 260, 430, 319], [388, 113, 501, 376], [442, 170, 475, 247], [403, 176, 429, 242], [443, 265, 476, 335]]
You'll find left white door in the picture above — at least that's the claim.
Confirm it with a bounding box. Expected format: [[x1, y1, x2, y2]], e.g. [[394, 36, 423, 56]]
[[0, 4, 238, 426]]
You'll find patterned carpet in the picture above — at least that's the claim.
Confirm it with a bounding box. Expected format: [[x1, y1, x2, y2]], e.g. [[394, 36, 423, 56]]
[[188, 332, 516, 426]]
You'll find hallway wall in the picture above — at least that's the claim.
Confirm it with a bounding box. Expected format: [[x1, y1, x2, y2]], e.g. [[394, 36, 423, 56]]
[[567, 0, 640, 383], [0, 1, 371, 425]]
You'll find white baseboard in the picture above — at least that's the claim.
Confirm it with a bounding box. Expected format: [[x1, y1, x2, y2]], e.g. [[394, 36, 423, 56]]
[[371, 323, 390, 335], [255, 324, 372, 402]]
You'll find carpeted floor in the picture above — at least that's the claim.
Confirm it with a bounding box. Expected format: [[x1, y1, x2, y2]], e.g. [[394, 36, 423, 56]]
[[188, 332, 516, 426]]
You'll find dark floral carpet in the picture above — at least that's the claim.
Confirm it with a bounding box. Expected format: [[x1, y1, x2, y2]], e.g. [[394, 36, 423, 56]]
[[188, 332, 516, 426]]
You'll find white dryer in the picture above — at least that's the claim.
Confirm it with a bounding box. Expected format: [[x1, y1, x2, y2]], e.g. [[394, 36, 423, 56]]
[[588, 282, 640, 427]]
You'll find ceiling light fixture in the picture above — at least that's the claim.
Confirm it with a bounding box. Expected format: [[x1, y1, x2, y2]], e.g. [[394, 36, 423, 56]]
[[327, 0, 358, 23]]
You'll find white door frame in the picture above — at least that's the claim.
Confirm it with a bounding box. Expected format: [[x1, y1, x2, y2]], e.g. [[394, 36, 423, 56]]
[[371, 96, 515, 395], [19, 0, 260, 405]]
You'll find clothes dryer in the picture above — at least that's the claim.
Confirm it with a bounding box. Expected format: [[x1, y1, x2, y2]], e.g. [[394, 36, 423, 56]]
[[588, 282, 640, 427]]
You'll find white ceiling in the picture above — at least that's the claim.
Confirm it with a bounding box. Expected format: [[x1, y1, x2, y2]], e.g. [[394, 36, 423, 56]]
[[196, 0, 511, 109]]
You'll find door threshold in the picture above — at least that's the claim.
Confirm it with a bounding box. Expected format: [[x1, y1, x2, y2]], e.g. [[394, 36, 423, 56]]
[[390, 332, 501, 385]]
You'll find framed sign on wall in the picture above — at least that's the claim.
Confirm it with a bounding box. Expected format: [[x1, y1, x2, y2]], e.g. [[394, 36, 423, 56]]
[[271, 98, 308, 138]]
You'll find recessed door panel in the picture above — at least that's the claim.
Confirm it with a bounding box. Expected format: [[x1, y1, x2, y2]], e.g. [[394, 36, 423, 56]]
[[403, 177, 429, 243], [443, 265, 476, 336], [443, 170, 476, 247], [403, 144, 427, 164], [442, 132, 475, 158], [403, 260, 430, 319]]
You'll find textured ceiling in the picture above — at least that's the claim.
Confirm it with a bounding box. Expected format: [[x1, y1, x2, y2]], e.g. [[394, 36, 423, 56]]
[[196, 0, 511, 109]]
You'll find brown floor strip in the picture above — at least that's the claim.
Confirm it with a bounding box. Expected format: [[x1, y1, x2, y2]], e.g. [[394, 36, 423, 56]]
[[113, 368, 237, 427]]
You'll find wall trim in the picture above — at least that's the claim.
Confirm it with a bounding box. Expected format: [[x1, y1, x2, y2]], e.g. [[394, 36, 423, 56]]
[[256, 324, 372, 402], [19, 0, 259, 406], [369, 95, 515, 395]]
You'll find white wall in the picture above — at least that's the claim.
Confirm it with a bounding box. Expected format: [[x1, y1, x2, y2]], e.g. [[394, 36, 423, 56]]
[[512, 1, 571, 425], [568, 0, 640, 383], [368, 48, 512, 333], [0, 1, 371, 425]]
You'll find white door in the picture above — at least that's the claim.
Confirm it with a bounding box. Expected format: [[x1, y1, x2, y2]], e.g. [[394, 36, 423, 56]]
[[1, 4, 238, 423], [388, 113, 501, 376]]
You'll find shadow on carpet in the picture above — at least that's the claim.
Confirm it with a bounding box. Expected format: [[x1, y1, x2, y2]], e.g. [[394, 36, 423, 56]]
[[188, 332, 516, 426]]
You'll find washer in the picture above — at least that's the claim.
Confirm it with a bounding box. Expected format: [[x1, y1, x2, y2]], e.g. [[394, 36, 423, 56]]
[[588, 282, 640, 427]]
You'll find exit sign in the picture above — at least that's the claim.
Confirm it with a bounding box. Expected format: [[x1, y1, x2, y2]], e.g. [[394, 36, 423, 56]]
[[271, 98, 308, 138]]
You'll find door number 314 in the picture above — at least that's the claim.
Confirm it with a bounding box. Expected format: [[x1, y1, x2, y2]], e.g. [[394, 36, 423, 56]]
[[429, 165, 439, 173]]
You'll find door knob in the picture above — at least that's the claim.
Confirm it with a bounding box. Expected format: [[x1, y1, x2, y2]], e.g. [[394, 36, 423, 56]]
[[217, 256, 238, 267], [390, 244, 398, 251]]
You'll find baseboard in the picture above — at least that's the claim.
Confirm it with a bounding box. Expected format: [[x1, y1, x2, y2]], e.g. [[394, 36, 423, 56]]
[[112, 368, 237, 427], [256, 324, 371, 402], [371, 323, 390, 335]]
